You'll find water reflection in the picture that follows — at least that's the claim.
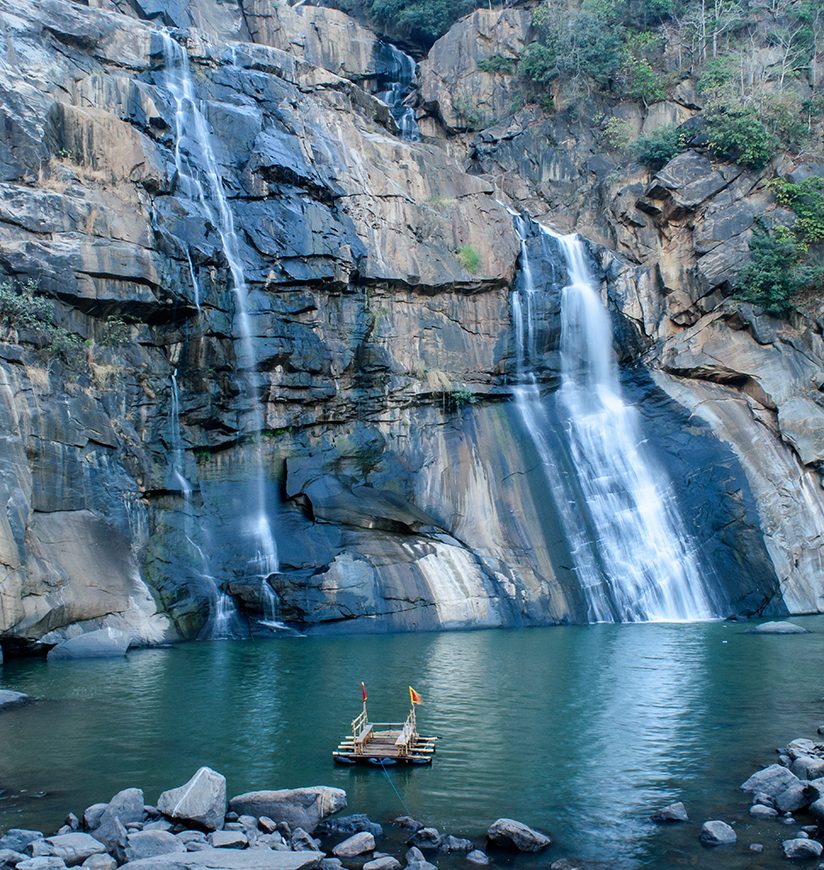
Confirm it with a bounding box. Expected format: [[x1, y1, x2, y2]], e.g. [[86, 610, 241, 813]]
[[1, 620, 823, 869]]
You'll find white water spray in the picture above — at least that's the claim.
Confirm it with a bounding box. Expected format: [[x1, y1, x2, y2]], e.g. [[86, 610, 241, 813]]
[[375, 42, 420, 141], [161, 33, 279, 581], [510, 215, 719, 622]]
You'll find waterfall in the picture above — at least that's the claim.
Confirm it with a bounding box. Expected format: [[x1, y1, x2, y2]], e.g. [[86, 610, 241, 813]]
[[375, 42, 421, 142], [160, 33, 279, 582], [168, 371, 243, 639], [510, 215, 720, 623]]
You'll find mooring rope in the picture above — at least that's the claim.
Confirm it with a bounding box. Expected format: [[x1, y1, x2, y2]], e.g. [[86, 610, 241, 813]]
[[378, 760, 412, 818]]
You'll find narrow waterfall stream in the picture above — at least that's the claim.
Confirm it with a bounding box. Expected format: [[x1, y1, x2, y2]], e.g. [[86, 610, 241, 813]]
[[510, 216, 721, 622], [168, 371, 242, 639], [160, 34, 279, 587], [375, 42, 421, 141]]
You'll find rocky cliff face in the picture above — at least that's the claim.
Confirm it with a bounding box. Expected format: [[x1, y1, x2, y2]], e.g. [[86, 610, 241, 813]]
[[0, 0, 819, 654]]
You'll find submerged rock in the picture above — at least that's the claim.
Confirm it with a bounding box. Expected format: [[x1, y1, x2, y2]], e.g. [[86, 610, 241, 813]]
[[486, 819, 551, 852], [405, 828, 441, 851], [699, 821, 736, 846], [0, 689, 32, 710], [158, 768, 226, 832], [228, 788, 346, 834], [317, 815, 382, 838], [750, 622, 808, 635]]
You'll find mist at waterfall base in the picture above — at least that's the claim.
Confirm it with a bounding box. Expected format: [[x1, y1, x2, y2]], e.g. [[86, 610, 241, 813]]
[[3, 620, 824, 868]]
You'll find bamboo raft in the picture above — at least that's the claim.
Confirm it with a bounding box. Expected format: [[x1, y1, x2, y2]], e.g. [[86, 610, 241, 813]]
[[333, 701, 438, 766]]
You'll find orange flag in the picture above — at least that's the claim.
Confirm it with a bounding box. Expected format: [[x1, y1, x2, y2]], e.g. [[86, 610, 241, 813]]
[[361, 682, 367, 702], [409, 686, 423, 705]]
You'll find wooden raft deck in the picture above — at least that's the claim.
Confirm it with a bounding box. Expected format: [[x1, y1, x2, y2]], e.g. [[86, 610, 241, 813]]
[[333, 707, 437, 766]]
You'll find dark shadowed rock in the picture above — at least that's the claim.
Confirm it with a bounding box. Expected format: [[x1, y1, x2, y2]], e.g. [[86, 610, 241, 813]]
[[0, 830, 42, 853], [0, 849, 26, 869], [289, 828, 320, 853], [317, 815, 382, 838], [487, 819, 551, 852], [406, 828, 441, 850], [158, 768, 226, 832], [438, 835, 473, 853], [228, 788, 346, 834], [699, 821, 736, 846], [782, 838, 823, 859], [207, 831, 247, 849]]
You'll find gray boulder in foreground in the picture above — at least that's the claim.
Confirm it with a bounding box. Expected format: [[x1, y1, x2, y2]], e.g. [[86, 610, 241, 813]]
[[0, 849, 26, 868], [47, 629, 131, 660], [486, 819, 551, 852], [228, 788, 346, 834], [0, 829, 42, 852], [30, 833, 106, 865], [118, 850, 323, 869], [699, 821, 736, 846], [331, 832, 374, 858], [750, 621, 808, 634], [740, 764, 812, 813], [782, 838, 823, 859], [15, 859, 68, 870], [651, 802, 688, 823], [123, 831, 185, 863], [0, 689, 32, 710], [158, 768, 226, 832]]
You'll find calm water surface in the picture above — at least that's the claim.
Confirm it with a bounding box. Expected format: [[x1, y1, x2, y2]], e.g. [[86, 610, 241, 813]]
[[2, 619, 823, 868]]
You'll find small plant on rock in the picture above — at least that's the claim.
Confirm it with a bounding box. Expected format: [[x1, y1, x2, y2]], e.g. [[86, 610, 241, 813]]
[[457, 244, 482, 274]]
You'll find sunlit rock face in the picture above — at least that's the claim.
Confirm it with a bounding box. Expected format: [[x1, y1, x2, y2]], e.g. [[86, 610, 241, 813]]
[[0, 0, 818, 650]]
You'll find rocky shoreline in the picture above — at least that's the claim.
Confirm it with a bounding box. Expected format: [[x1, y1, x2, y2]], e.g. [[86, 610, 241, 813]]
[[0, 768, 554, 870]]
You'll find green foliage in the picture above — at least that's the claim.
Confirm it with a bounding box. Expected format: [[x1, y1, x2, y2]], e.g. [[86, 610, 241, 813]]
[[619, 54, 666, 103], [696, 56, 738, 98], [770, 176, 824, 245], [633, 125, 686, 168], [521, 0, 625, 89], [456, 244, 481, 274], [0, 279, 84, 364], [604, 116, 634, 150], [734, 223, 821, 315], [367, 0, 490, 45], [477, 55, 516, 75], [704, 105, 777, 169], [101, 316, 131, 346], [446, 387, 477, 410]]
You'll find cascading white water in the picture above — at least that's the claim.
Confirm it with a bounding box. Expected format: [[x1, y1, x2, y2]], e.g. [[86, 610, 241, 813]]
[[510, 215, 720, 622], [168, 371, 242, 639], [375, 42, 421, 141], [161, 33, 279, 581]]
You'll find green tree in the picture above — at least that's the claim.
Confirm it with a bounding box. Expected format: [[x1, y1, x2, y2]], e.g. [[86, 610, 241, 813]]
[[704, 105, 777, 169], [633, 125, 686, 168]]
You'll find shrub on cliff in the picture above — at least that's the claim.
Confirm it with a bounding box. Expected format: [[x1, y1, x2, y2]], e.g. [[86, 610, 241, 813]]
[[367, 0, 497, 45], [704, 105, 777, 169], [634, 125, 686, 168]]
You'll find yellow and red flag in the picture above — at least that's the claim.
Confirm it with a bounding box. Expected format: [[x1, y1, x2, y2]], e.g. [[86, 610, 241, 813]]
[[409, 686, 423, 705], [361, 682, 367, 702]]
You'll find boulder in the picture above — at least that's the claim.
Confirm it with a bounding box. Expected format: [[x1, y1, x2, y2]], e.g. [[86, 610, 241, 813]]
[[362, 859, 399, 870], [91, 788, 145, 850], [393, 817, 422, 832], [317, 815, 382, 838], [486, 819, 551, 852], [117, 851, 323, 868], [124, 832, 185, 863], [0, 689, 32, 710], [749, 804, 778, 818], [158, 768, 227, 831], [0, 849, 26, 869], [809, 798, 824, 821], [30, 834, 107, 866], [0, 830, 42, 853], [750, 621, 808, 634], [651, 802, 688, 823], [782, 838, 823, 859], [80, 857, 116, 870], [404, 847, 436, 870], [331, 832, 374, 858], [699, 821, 736, 846], [791, 756, 824, 781], [228, 788, 346, 834], [406, 828, 441, 850], [438, 835, 473, 853], [15, 860, 68, 870], [47, 628, 132, 660], [289, 829, 320, 853], [466, 850, 490, 865], [207, 831, 247, 849], [83, 806, 108, 831], [741, 765, 812, 813]]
